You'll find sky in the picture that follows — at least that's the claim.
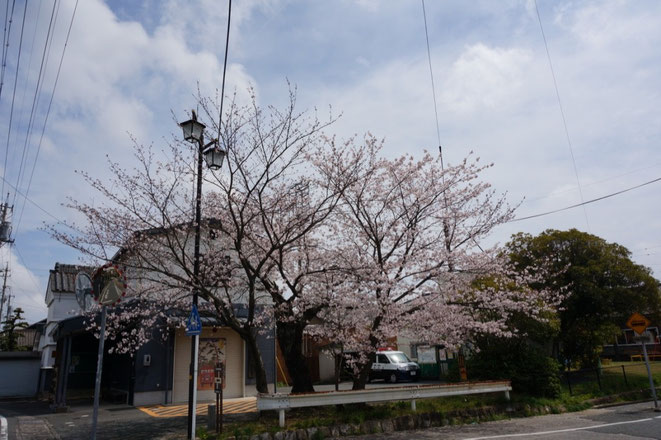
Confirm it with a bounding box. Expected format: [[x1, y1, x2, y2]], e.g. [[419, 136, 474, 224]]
[[2, 0, 661, 323]]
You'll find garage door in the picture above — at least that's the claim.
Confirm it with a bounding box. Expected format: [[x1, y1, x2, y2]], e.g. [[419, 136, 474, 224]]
[[172, 327, 243, 402]]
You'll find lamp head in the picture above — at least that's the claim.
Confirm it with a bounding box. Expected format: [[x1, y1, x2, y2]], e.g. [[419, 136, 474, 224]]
[[203, 142, 226, 170], [179, 110, 206, 143]]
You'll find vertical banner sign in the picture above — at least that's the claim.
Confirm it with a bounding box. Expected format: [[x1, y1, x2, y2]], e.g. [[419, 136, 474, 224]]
[[198, 338, 226, 391]]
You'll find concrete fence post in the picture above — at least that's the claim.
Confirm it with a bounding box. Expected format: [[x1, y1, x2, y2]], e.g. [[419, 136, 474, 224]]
[[207, 405, 217, 431]]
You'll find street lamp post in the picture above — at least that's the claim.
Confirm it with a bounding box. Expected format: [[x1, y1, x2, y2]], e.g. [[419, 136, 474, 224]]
[[179, 110, 225, 440]]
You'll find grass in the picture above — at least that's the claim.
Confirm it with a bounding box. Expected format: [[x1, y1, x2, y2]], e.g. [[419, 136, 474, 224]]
[[563, 361, 661, 397]]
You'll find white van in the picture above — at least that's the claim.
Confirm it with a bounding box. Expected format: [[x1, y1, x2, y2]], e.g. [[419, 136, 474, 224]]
[[369, 350, 420, 383]]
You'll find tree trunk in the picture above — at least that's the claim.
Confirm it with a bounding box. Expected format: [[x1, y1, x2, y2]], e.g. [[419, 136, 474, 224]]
[[244, 330, 269, 394], [352, 333, 379, 390], [351, 353, 375, 390], [277, 321, 315, 393]]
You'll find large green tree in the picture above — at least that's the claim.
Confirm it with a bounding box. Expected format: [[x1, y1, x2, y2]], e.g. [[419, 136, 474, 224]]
[[506, 229, 661, 369]]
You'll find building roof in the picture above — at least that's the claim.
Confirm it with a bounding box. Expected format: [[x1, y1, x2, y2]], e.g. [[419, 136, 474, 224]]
[[48, 263, 94, 293]]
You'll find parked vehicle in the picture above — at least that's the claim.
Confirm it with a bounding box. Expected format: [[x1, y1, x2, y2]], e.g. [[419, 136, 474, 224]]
[[369, 350, 420, 383]]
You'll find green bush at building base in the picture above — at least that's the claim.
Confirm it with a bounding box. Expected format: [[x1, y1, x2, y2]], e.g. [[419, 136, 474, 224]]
[[466, 341, 562, 398]]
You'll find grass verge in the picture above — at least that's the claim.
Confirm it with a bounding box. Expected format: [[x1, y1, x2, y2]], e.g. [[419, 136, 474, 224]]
[[195, 389, 639, 440]]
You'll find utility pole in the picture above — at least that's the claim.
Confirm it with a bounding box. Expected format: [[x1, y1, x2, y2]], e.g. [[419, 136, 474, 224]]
[[4, 294, 13, 322], [0, 265, 8, 323], [0, 195, 14, 247]]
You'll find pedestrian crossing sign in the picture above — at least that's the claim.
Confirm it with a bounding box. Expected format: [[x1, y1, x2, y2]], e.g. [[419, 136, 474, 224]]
[[186, 304, 202, 336]]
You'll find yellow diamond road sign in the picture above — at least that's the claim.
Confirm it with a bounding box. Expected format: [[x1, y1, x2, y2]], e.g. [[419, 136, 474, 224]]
[[626, 312, 651, 335]]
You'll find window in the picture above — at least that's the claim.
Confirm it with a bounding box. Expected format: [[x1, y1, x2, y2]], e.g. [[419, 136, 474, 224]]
[[386, 353, 410, 363], [377, 354, 389, 364]]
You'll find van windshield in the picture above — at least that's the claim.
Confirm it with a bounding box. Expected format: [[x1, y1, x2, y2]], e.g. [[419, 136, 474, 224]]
[[387, 353, 410, 363]]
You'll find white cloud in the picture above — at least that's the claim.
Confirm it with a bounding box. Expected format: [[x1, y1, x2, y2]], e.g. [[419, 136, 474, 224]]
[[440, 44, 533, 112]]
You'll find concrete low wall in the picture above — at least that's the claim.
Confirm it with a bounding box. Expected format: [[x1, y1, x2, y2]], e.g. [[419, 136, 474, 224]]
[[0, 351, 41, 398]]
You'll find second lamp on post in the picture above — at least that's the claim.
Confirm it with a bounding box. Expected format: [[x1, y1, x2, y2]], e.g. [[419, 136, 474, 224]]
[[179, 110, 226, 440]]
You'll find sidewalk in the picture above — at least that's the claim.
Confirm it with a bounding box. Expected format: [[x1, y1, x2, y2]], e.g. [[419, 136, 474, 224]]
[[14, 416, 60, 440], [0, 399, 256, 440], [3, 380, 441, 439]]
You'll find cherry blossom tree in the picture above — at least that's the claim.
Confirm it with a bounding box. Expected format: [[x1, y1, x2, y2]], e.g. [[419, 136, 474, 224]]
[[310, 140, 563, 389], [196, 90, 370, 393], [48, 89, 363, 393]]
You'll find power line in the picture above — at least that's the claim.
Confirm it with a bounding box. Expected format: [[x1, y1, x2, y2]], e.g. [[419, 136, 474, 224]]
[[524, 161, 661, 204], [1, 0, 27, 198], [0, 0, 17, 102], [13, 0, 59, 209], [533, 0, 590, 231], [216, 0, 232, 141], [15, 0, 79, 239], [0, 172, 80, 233], [509, 175, 661, 223], [421, 0, 443, 169]]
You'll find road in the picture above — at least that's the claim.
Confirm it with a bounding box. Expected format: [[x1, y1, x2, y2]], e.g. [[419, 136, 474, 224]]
[[1, 396, 659, 439], [347, 401, 661, 440]]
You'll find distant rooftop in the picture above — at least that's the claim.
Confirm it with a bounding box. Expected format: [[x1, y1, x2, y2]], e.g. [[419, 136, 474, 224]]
[[49, 263, 94, 293]]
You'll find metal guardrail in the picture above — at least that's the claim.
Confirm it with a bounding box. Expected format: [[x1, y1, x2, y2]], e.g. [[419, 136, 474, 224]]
[[257, 380, 512, 427]]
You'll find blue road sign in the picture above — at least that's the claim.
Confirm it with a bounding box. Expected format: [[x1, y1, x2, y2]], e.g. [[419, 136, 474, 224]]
[[186, 304, 202, 336]]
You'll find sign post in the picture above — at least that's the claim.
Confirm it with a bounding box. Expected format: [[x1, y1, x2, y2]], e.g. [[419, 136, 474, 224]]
[[185, 305, 202, 436], [90, 264, 127, 440], [627, 312, 659, 411], [214, 362, 224, 433]]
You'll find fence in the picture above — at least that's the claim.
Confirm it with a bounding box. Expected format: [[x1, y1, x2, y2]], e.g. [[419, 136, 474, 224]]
[[258, 380, 512, 427], [564, 361, 661, 396]]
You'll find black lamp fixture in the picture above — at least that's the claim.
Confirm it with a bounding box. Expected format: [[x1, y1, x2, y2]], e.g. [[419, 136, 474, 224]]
[[180, 111, 226, 171], [203, 144, 226, 170]]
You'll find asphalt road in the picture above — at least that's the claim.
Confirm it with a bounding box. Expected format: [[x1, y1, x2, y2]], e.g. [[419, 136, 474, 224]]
[[346, 401, 661, 440]]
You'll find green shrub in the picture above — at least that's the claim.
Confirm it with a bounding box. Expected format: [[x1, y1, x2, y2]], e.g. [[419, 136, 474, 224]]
[[467, 341, 562, 398]]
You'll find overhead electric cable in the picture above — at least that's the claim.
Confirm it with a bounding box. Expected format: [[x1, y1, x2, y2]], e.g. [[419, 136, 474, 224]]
[[13, 0, 58, 208], [13, 0, 45, 186], [421, 0, 443, 169], [508, 176, 661, 223], [1, 0, 27, 198], [533, 0, 590, 230], [421, 1, 460, 261], [525, 161, 661, 203], [0, 173, 80, 233], [216, 0, 232, 141], [0, 0, 16, 101], [14, 0, 78, 238]]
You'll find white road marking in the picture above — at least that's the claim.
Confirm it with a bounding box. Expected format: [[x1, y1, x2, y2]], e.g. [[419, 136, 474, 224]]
[[0, 415, 7, 440], [463, 416, 659, 439]]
